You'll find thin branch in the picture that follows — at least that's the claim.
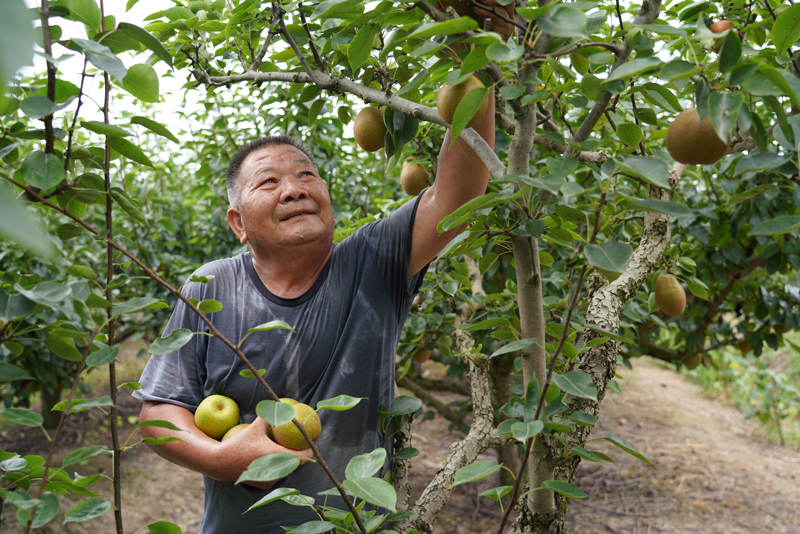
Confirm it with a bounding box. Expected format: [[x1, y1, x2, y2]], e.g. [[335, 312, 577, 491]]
[[763, 0, 777, 20], [23, 327, 98, 534], [191, 69, 506, 178], [275, 5, 320, 85], [1, 174, 371, 534], [526, 41, 623, 59], [298, 4, 324, 69], [615, 0, 625, 31]]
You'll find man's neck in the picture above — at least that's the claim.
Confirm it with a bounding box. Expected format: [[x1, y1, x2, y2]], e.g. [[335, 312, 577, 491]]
[[249, 239, 333, 299]]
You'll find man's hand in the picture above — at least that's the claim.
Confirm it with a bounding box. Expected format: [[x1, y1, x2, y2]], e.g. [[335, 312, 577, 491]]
[[140, 401, 313, 491], [472, 0, 516, 42]]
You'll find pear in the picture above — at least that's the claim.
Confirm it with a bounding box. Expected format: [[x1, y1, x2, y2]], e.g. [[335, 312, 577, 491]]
[[400, 162, 429, 196], [221, 423, 249, 441], [353, 107, 387, 152], [667, 108, 728, 165], [412, 347, 431, 364], [436, 76, 488, 128], [270, 399, 321, 451], [655, 274, 686, 317]]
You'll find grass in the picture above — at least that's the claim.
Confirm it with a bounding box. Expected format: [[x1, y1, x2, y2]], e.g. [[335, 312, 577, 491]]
[[684, 331, 800, 450]]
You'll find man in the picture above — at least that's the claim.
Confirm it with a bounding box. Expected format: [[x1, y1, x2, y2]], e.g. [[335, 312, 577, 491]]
[[134, 5, 513, 532]]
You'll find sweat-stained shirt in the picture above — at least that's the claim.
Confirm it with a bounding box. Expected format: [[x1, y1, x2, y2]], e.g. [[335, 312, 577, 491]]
[[133, 195, 428, 533]]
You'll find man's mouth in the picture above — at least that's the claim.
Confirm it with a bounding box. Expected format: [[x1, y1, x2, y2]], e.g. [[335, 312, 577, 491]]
[[281, 211, 314, 221]]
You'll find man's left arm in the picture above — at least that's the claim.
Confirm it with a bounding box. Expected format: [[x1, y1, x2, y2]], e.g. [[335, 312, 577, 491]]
[[408, 88, 496, 277]]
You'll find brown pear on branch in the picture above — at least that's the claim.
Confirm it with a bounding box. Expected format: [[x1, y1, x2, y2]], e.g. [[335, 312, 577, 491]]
[[655, 274, 686, 316]]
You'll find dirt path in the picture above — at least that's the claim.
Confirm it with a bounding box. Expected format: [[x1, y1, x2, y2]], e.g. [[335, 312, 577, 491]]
[[2, 357, 799, 533]]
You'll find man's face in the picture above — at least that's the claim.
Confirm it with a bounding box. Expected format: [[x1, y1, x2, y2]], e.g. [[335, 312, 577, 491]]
[[228, 144, 334, 252]]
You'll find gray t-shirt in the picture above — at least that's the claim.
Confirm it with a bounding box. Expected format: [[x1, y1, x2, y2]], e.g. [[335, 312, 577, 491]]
[[133, 196, 427, 533]]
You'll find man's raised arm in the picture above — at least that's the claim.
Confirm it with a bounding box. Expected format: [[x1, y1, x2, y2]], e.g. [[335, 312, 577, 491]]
[[408, 88, 496, 277]]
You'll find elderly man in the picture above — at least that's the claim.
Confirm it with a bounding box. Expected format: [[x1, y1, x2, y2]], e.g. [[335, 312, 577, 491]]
[[134, 6, 512, 530]]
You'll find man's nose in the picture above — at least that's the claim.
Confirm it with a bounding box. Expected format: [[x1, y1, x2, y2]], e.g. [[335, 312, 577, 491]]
[[280, 175, 306, 202]]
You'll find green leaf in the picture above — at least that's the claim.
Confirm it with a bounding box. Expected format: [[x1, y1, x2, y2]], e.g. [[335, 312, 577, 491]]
[[603, 433, 654, 467], [552, 370, 597, 401], [405, 17, 477, 40], [584, 242, 633, 280], [616, 122, 642, 146], [718, 30, 742, 73], [571, 446, 601, 462], [708, 91, 743, 143], [45, 336, 84, 362], [772, 4, 800, 54], [567, 411, 597, 426], [18, 151, 66, 190], [20, 95, 73, 120], [130, 116, 179, 143], [388, 395, 421, 415], [342, 476, 397, 512], [536, 6, 587, 39], [62, 445, 109, 467], [450, 86, 491, 142], [724, 184, 776, 208], [391, 447, 420, 460], [86, 345, 120, 368], [248, 320, 293, 333], [285, 521, 337, 534], [237, 453, 300, 484], [540, 480, 588, 498], [345, 448, 385, 480], [0, 0, 36, 90], [79, 120, 132, 137], [113, 297, 161, 317], [53, 396, 114, 413], [613, 155, 669, 189], [117, 23, 173, 66], [110, 187, 148, 224], [734, 152, 789, 176], [510, 420, 544, 442], [349, 24, 377, 71], [452, 460, 501, 487], [626, 200, 692, 218], [0, 363, 33, 382], [316, 395, 363, 411], [1, 408, 43, 427], [607, 57, 661, 82], [437, 192, 499, 233], [486, 43, 524, 63], [749, 216, 800, 236], [150, 329, 193, 356], [120, 63, 159, 103], [758, 66, 800, 108], [139, 420, 186, 432], [245, 487, 300, 512], [0, 181, 53, 257], [146, 520, 183, 534], [459, 317, 513, 331], [73, 38, 127, 80], [63, 498, 112, 524], [685, 278, 708, 300], [107, 136, 154, 167], [478, 485, 513, 503], [586, 324, 635, 344], [62, 0, 102, 33], [256, 400, 296, 427], [198, 299, 223, 313], [17, 492, 58, 528], [490, 337, 538, 358]]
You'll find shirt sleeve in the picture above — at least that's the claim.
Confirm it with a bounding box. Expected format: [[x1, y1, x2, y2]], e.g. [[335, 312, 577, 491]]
[[132, 275, 211, 412], [355, 191, 430, 312]]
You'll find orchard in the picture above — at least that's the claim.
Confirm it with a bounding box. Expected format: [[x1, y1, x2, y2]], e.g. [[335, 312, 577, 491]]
[[1, 0, 799, 533]]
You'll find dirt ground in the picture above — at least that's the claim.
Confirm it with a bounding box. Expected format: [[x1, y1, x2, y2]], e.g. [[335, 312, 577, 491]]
[[2, 356, 799, 533]]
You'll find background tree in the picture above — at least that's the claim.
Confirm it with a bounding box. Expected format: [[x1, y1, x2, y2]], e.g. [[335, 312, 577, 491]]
[[1, 0, 799, 533]]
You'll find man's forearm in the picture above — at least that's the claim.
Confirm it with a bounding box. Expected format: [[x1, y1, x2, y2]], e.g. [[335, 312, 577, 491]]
[[139, 400, 311, 489]]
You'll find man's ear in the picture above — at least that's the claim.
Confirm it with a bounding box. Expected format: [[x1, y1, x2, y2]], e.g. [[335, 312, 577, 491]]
[[227, 207, 248, 245]]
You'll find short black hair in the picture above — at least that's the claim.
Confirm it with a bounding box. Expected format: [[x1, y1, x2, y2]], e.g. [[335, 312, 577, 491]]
[[225, 136, 317, 208]]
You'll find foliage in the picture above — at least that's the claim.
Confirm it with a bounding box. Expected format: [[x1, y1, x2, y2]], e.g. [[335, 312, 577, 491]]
[[0, 0, 799, 532]]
